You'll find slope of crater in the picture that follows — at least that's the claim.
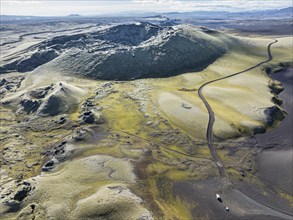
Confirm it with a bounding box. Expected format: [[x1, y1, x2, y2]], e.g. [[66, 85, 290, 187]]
[[0, 23, 238, 80]]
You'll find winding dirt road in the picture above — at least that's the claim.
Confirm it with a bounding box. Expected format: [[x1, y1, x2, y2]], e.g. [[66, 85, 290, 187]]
[[198, 39, 293, 219], [198, 39, 278, 178]]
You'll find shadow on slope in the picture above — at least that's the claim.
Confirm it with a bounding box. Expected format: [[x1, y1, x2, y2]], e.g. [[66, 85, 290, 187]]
[[0, 23, 237, 80]]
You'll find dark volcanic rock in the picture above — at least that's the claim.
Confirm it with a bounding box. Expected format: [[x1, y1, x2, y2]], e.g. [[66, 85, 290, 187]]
[[55, 115, 66, 124], [13, 182, 32, 202], [269, 80, 284, 94], [253, 126, 266, 135], [41, 95, 62, 116], [16, 50, 58, 72], [80, 109, 104, 124], [0, 23, 236, 80], [20, 99, 41, 114], [271, 96, 283, 105], [82, 111, 95, 124], [41, 141, 70, 171], [29, 85, 52, 99], [264, 106, 286, 126], [96, 23, 162, 46], [1, 50, 58, 73], [72, 129, 89, 141], [17, 203, 45, 219], [42, 160, 55, 172], [57, 27, 229, 80], [0, 78, 7, 86]]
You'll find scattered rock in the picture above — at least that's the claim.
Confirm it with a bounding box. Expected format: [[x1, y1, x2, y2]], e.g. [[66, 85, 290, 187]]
[[146, 121, 152, 125], [82, 99, 94, 109], [264, 106, 286, 126], [252, 126, 266, 135], [181, 102, 192, 109], [17, 203, 45, 220], [0, 181, 32, 212], [20, 99, 41, 114], [72, 129, 89, 141], [2, 50, 59, 73], [101, 82, 113, 88], [271, 96, 283, 105], [269, 80, 284, 94], [29, 85, 53, 99], [54, 115, 67, 124], [82, 111, 95, 124], [0, 78, 7, 86], [13, 182, 32, 202], [150, 132, 161, 137], [152, 121, 160, 127], [42, 140, 71, 168], [240, 170, 246, 177], [0, 75, 24, 97], [42, 159, 56, 172], [81, 109, 104, 124]]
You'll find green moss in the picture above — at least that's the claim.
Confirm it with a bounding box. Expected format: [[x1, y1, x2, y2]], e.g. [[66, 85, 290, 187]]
[[279, 191, 293, 207], [148, 177, 193, 220], [78, 145, 124, 158], [196, 147, 211, 158], [165, 169, 190, 181], [217, 149, 236, 163], [146, 163, 170, 176]]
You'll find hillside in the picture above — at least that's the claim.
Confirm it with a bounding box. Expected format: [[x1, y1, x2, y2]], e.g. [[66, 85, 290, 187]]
[[0, 23, 236, 80]]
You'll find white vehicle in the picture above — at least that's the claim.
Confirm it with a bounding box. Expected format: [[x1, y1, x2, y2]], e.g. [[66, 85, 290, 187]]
[[216, 193, 222, 202]]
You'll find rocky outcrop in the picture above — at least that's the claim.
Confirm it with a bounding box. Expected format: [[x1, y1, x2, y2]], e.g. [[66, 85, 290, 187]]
[[29, 85, 53, 99], [54, 24, 230, 80], [20, 99, 41, 114], [17, 203, 45, 220], [96, 23, 162, 46], [17, 50, 58, 72], [1, 50, 58, 73], [37, 82, 85, 116], [8, 82, 85, 117], [269, 80, 284, 94], [264, 106, 286, 126], [0, 181, 32, 212], [0, 75, 24, 98]]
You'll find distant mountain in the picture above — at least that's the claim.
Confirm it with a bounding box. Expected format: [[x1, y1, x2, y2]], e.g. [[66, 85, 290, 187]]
[[162, 7, 293, 20], [67, 14, 81, 17], [1, 7, 291, 20], [278, 7, 293, 13]]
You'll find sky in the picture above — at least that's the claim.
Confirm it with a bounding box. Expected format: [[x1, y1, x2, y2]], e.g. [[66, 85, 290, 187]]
[[1, 0, 292, 16]]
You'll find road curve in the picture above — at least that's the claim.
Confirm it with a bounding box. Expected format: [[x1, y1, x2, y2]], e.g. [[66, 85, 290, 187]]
[[198, 39, 278, 177], [198, 39, 293, 219]]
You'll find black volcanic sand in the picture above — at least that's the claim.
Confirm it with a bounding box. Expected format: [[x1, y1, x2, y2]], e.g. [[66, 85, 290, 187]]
[[256, 68, 293, 149], [173, 177, 292, 220], [256, 68, 293, 195]]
